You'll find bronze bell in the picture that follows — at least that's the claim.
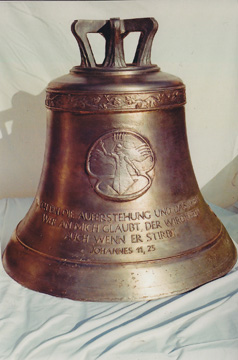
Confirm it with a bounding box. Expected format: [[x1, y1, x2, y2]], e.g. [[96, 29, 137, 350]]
[[2, 18, 237, 301]]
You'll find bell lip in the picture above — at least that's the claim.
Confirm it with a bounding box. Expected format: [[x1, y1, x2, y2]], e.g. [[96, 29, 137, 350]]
[[2, 226, 237, 302]]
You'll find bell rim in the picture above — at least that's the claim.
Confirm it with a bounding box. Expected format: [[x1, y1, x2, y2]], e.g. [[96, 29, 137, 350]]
[[2, 226, 237, 302]]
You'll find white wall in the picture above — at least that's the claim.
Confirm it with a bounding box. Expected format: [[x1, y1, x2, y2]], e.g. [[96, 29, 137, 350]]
[[0, 0, 237, 207]]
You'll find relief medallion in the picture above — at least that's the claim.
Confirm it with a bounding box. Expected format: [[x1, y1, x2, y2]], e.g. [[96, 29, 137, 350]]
[[87, 131, 155, 201]]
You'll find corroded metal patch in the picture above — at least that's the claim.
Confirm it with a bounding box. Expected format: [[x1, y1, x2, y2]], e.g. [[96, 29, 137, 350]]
[[87, 130, 155, 201]]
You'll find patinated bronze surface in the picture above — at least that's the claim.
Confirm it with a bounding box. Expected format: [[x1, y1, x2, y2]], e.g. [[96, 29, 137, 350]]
[[2, 18, 237, 301]]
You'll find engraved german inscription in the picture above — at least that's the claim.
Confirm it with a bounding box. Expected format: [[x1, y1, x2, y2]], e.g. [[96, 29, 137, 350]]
[[37, 195, 201, 259], [42, 214, 57, 226], [101, 223, 140, 233], [154, 196, 199, 217], [59, 221, 100, 233], [135, 245, 156, 254], [89, 246, 133, 255], [131, 234, 143, 243], [163, 208, 200, 227], [147, 245, 156, 252], [64, 233, 89, 243], [145, 221, 162, 230], [146, 229, 176, 241], [93, 235, 126, 244]]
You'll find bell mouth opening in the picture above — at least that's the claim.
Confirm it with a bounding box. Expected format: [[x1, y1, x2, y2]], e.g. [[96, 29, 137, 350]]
[[70, 64, 160, 76]]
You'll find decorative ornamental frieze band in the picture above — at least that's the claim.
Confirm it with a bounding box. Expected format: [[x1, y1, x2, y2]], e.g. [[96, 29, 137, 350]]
[[45, 87, 186, 112]]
